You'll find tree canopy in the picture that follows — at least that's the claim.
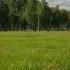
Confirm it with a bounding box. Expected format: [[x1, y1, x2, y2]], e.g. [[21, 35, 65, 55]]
[[0, 0, 70, 31]]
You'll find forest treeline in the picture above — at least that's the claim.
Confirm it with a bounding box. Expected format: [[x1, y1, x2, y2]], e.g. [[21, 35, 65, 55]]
[[0, 0, 70, 31]]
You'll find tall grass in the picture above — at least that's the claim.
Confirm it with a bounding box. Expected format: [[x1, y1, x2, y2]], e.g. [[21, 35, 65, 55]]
[[0, 31, 70, 70]]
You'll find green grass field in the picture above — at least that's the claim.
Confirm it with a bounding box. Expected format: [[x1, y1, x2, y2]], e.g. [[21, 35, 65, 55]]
[[0, 31, 70, 70]]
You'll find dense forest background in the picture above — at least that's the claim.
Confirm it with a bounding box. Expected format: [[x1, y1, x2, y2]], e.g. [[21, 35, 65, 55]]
[[0, 0, 70, 31]]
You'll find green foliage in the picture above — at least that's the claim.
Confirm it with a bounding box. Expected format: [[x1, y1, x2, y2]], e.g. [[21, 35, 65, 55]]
[[0, 0, 10, 31], [0, 0, 70, 31]]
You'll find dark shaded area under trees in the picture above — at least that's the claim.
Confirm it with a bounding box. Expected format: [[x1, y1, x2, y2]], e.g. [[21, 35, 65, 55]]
[[0, 0, 70, 31]]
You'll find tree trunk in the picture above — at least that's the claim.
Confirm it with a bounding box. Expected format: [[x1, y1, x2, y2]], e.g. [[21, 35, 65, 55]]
[[38, 13, 40, 31]]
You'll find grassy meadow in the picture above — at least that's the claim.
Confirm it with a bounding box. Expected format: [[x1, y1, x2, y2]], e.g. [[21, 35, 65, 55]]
[[0, 31, 70, 70]]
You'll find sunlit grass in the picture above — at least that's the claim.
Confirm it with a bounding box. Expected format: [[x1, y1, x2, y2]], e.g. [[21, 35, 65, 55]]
[[0, 31, 70, 70]]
